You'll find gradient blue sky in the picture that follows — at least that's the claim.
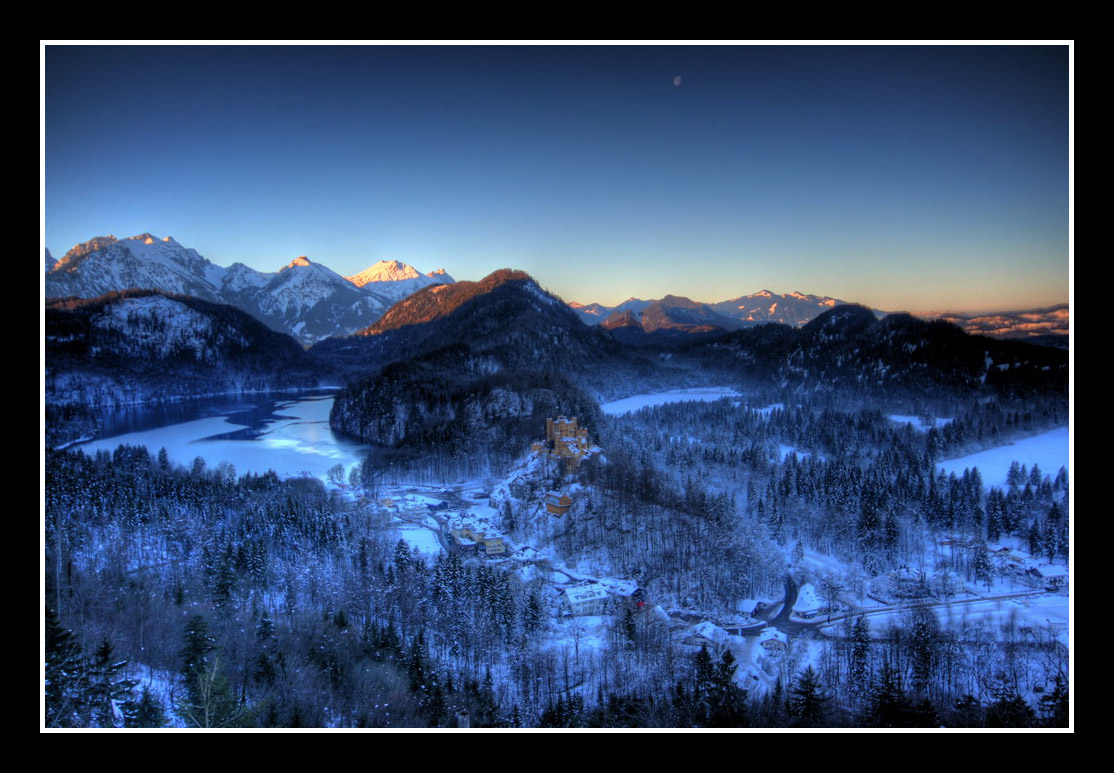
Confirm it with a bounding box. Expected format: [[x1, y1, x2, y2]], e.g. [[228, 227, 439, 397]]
[[43, 43, 1070, 312]]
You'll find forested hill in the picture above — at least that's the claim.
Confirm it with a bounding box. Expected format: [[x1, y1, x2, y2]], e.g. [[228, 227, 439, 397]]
[[317, 268, 671, 387], [45, 290, 326, 408], [698, 304, 1068, 402], [327, 270, 674, 462]]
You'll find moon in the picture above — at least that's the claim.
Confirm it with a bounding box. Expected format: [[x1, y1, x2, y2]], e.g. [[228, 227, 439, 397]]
[[673, 76, 682, 86]]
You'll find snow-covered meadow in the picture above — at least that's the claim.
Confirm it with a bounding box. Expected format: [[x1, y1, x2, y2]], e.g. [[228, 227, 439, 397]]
[[938, 426, 1069, 488]]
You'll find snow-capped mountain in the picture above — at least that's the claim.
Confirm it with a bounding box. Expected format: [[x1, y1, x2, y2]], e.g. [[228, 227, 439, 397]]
[[709, 290, 846, 327], [44, 234, 456, 346], [346, 259, 455, 304], [571, 290, 852, 330], [47, 234, 226, 302], [45, 248, 56, 272], [256, 256, 358, 322]]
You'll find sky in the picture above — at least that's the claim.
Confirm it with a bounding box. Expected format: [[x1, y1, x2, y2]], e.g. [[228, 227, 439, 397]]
[[42, 43, 1071, 313]]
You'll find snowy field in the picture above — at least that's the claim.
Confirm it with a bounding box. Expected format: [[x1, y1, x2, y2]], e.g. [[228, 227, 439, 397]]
[[394, 519, 444, 557], [78, 394, 371, 480], [821, 594, 1069, 646], [601, 388, 742, 416], [938, 426, 1069, 488]]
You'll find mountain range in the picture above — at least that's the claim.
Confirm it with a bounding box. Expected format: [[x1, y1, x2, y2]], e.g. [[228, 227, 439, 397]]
[[45, 234, 454, 346], [570, 289, 848, 331], [44, 233, 1068, 348]]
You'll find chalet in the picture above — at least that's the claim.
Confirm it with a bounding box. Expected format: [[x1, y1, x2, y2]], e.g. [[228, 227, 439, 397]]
[[599, 578, 647, 609], [791, 583, 825, 619], [545, 491, 573, 516], [1029, 563, 1069, 590], [757, 627, 789, 652], [685, 621, 730, 651], [735, 599, 769, 618], [561, 583, 610, 616]]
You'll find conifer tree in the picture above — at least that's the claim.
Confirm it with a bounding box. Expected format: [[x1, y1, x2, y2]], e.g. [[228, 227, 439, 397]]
[[126, 685, 167, 728], [869, 662, 913, 727], [45, 606, 88, 727], [179, 615, 217, 699], [177, 657, 249, 728], [788, 665, 828, 727], [1040, 673, 1070, 728], [88, 639, 138, 728]]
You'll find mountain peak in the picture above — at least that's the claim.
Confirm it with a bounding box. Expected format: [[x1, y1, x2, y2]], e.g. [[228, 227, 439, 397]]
[[283, 256, 314, 270], [347, 259, 425, 287], [58, 235, 119, 266]]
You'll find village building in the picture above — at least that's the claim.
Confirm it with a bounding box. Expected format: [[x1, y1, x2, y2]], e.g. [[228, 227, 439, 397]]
[[545, 491, 573, 516], [1029, 563, 1069, 590], [561, 583, 610, 616], [448, 514, 507, 557], [757, 627, 789, 652], [599, 577, 647, 609], [791, 583, 825, 619], [717, 619, 751, 636], [735, 599, 769, 618], [685, 621, 731, 652]]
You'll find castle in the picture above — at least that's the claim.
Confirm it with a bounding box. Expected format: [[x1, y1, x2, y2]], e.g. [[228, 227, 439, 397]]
[[531, 416, 592, 474]]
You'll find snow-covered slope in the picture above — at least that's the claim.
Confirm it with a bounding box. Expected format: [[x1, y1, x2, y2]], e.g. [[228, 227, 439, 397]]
[[91, 294, 247, 362], [710, 290, 846, 327], [256, 257, 356, 321], [47, 234, 226, 302], [346, 259, 455, 304]]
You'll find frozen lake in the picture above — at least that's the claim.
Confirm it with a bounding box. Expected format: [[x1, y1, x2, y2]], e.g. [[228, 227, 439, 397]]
[[938, 426, 1069, 488], [601, 387, 743, 416], [77, 392, 372, 481]]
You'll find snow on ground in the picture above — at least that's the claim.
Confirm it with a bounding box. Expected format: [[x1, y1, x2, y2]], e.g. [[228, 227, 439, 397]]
[[937, 426, 1069, 488], [601, 388, 742, 416], [394, 519, 443, 557], [823, 594, 1069, 644], [78, 395, 371, 481], [889, 414, 954, 431]]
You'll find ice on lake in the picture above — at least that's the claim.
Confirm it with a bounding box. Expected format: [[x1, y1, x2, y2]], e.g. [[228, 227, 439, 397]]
[[601, 388, 743, 416], [77, 394, 372, 481]]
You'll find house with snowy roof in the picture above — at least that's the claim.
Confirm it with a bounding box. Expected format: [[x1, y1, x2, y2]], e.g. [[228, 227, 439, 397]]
[[735, 598, 769, 618], [1029, 563, 1069, 590], [684, 621, 730, 652], [448, 515, 506, 557], [545, 491, 573, 516], [561, 583, 610, 616], [791, 583, 825, 619], [757, 627, 789, 652]]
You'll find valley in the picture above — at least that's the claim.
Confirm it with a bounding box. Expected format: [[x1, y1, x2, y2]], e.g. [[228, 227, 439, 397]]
[[43, 237, 1071, 730]]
